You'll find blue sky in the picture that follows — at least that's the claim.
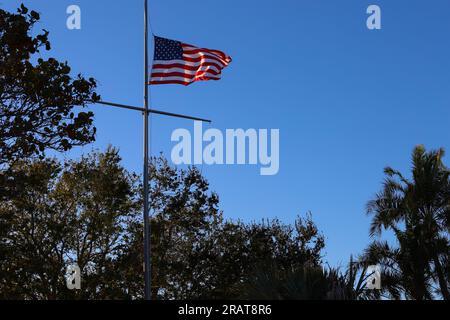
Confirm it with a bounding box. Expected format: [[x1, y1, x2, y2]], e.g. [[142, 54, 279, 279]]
[[4, 0, 450, 267]]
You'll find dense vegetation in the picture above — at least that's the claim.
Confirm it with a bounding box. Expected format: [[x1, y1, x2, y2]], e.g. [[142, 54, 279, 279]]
[[0, 148, 326, 299]]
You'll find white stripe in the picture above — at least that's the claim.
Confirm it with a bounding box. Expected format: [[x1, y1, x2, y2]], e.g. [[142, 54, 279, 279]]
[[182, 52, 229, 65], [151, 76, 190, 83], [153, 58, 225, 68], [152, 66, 221, 75]]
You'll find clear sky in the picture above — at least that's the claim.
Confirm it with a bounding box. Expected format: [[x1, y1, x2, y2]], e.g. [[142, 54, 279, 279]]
[[4, 0, 450, 267]]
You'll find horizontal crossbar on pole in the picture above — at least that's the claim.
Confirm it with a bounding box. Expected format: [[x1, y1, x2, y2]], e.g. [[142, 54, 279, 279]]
[[86, 100, 212, 123]]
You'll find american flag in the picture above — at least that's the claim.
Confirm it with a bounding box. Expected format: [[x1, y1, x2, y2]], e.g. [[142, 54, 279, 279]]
[[150, 36, 232, 86]]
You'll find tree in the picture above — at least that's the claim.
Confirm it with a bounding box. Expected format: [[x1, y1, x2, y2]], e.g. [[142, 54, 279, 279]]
[[0, 5, 100, 166], [0, 150, 326, 300], [122, 157, 325, 299], [236, 263, 335, 300], [206, 216, 325, 299], [0, 147, 140, 299], [236, 256, 377, 300], [364, 146, 450, 300]]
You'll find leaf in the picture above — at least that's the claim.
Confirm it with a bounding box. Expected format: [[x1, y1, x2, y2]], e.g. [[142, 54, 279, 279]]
[[30, 10, 40, 21], [19, 4, 28, 14]]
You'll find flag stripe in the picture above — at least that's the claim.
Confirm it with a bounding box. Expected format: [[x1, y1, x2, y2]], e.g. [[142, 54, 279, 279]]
[[152, 67, 221, 76], [153, 59, 225, 70], [181, 56, 227, 67], [150, 75, 221, 86], [182, 53, 230, 66], [152, 64, 222, 74], [181, 45, 230, 60], [152, 71, 222, 80], [182, 48, 231, 61], [151, 73, 221, 80]]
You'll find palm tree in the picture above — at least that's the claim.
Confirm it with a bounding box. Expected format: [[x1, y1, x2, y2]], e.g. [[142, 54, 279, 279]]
[[364, 145, 450, 299], [236, 258, 375, 300]]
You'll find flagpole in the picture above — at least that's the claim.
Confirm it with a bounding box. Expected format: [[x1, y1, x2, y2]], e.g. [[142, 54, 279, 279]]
[[87, 1, 218, 301], [143, 0, 152, 301]]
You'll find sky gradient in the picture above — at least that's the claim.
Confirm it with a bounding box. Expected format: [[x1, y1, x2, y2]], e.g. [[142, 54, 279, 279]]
[[4, 0, 450, 267]]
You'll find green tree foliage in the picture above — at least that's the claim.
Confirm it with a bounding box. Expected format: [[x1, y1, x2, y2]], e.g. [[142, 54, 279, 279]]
[[208, 216, 325, 299], [0, 5, 100, 166], [236, 256, 376, 300], [363, 146, 450, 300], [113, 157, 325, 300], [0, 149, 325, 300], [0, 148, 140, 299], [237, 263, 334, 300]]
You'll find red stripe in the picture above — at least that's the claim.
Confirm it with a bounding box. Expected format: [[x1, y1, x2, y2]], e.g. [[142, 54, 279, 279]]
[[150, 77, 221, 86], [151, 70, 220, 79], [182, 44, 230, 60], [152, 62, 224, 72], [183, 52, 230, 66], [194, 76, 221, 82], [182, 48, 231, 63], [209, 50, 231, 60], [150, 79, 191, 86], [152, 68, 221, 78], [182, 56, 227, 67]]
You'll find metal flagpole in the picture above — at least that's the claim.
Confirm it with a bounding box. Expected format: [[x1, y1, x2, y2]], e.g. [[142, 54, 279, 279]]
[[143, 0, 151, 300], [87, 0, 211, 301]]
